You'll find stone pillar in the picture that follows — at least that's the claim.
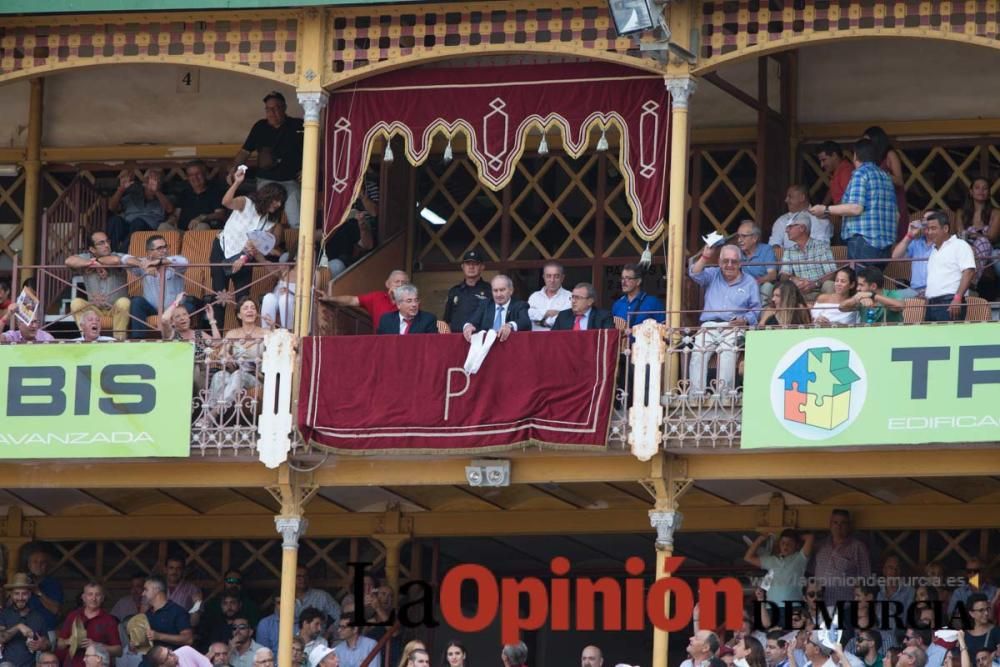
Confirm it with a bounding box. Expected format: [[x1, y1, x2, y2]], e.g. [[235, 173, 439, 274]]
[[650, 509, 684, 667], [293, 90, 329, 336], [275, 516, 307, 667]]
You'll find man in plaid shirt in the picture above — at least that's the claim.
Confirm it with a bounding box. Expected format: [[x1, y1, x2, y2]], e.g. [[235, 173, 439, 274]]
[[810, 138, 897, 268], [779, 212, 837, 300]]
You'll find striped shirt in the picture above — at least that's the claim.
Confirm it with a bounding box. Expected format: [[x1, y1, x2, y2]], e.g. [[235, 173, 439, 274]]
[[841, 162, 898, 249]]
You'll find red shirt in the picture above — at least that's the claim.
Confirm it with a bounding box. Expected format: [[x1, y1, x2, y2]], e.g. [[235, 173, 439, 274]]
[[357, 291, 397, 325], [830, 159, 855, 204], [57, 608, 121, 667]]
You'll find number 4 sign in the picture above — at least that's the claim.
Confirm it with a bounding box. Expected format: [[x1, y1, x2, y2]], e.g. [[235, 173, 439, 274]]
[[176, 68, 200, 94]]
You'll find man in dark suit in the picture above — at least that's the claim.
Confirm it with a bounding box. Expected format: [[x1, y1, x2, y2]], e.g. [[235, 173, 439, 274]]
[[462, 274, 532, 342], [552, 282, 613, 330], [376, 284, 438, 334]]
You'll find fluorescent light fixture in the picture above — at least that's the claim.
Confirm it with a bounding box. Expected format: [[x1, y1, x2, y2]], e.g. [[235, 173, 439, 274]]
[[419, 207, 447, 226], [0, 164, 20, 178], [609, 0, 655, 35]]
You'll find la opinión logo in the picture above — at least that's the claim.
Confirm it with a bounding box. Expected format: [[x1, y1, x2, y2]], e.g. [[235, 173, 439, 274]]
[[347, 558, 745, 643]]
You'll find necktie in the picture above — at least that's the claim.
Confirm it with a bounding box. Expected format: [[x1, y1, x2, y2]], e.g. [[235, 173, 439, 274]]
[[572, 314, 584, 330], [401, 317, 412, 335], [493, 305, 504, 331]]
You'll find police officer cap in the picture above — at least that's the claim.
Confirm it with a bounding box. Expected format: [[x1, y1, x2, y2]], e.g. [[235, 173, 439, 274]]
[[461, 250, 484, 264]]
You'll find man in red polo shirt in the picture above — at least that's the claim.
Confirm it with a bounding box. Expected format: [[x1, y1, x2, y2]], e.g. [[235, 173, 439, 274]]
[[57, 581, 122, 667], [817, 140, 855, 205], [322, 269, 408, 327]]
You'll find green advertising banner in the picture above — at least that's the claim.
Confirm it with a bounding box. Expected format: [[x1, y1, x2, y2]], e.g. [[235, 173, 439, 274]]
[[742, 323, 1000, 448], [0, 343, 194, 458]]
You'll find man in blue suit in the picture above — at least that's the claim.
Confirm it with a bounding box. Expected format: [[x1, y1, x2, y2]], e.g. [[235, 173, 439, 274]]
[[462, 274, 532, 342], [376, 284, 438, 334], [552, 282, 613, 330]]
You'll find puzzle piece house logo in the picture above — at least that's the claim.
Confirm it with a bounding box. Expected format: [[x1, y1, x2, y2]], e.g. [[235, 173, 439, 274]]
[[769, 338, 867, 441]]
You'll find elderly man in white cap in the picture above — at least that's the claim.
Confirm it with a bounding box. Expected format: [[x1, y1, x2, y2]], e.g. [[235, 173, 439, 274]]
[[308, 646, 339, 667]]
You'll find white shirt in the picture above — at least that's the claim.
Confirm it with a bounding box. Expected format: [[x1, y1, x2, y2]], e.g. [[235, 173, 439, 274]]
[[770, 211, 832, 249], [527, 287, 571, 330], [398, 313, 412, 334], [219, 198, 276, 257], [74, 336, 116, 342], [926, 234, 975, 298]]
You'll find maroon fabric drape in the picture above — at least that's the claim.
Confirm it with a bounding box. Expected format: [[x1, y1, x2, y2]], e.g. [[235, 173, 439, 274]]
[[298, 330, 619, 454], [324, 62, 670, 240]]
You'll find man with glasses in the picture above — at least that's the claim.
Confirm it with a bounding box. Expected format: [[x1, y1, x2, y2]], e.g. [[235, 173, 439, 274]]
[[332, 618, 378, 667], [902, 629, 942, 667], [964, 594, 998, 655], [853, 632, 882, 667], [66, 231, 131, 341], [226, 617, 261, 667], [688, 243, 760, 398], [527, 261, 572, 330], [202, 571, 261, 643], [611, 263, 665, 328], [124, 235, 192, 339], [736, 221, 778, 300], [949, 560, 998, 617], [552, 283, 612, 330]]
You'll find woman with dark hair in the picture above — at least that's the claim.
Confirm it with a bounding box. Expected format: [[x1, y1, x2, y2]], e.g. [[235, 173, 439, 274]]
[[759, 278, 812, 327], [209, 168, 287, 323], [864, 126, 909, 240], [733, 636, 767, 667], [442, 641, 467, 667], [955, 177, 999, 300], [811, 267, 859, 325]]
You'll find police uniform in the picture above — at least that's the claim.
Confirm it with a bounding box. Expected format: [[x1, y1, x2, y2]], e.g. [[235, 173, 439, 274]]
[[444, 250, 491, 332]]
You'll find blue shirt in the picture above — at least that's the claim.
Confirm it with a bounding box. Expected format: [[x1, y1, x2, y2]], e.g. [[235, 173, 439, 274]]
[[903, 236, 932, 289], [30, 576, 63, 631], [688, 265, 761, 325], [0, 606, 47, 667], [841, 161, 898, 249], [611, 291, 665, 326], [741, 243, 777, 280], [256, 613, 281, 654], [125, 254, 189, 307]]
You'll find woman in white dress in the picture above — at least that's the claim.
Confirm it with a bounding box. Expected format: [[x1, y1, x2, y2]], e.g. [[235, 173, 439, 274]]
[[811, 266, 859, 325], [261, 264, 296, 330]]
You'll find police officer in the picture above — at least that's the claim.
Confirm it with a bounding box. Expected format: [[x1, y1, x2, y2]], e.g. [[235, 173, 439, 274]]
[[444, 250, 490, 332]]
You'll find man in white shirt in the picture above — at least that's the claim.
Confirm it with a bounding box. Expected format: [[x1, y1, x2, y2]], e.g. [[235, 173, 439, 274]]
[[923, 211, 975, 322], [769, 185, 832, 250], [527, 261, 572, 330], [75, 310, 116, 342]]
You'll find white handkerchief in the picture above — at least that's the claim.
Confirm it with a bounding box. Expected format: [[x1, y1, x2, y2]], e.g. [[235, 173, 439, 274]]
[[702, 231, 726, 247], [464, 330, 498, 374]]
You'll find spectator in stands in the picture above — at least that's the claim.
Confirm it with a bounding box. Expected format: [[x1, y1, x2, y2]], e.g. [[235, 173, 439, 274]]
[[1, 311, 54, 343], [955, 177, 999, 300], [39, 653, 61, 667], [261, 266, 296, 330], [146, 645, 212, 667], [877, 555, 915, 630], [552, 282, 612, 330], [406, 651, 429, 667], [902, 630, 939, 667], [172, 161, 227, 232], [810, 267, 858, 325], [139, 574, 193, 662], [254, 599, 279, 656], [202, 571, 260, 636], [500, 644, 527, 667], [308, 646, 337, 667], [462, 274, 532, 343], [251, 648, 274, 667], [228, 618, 262, 667], [201, 298, 266, 425], [124, 235, 191, 339], [764, 632, 788, 667], [290, 637, 305, 667], [230, 92, 304, 229], [759, 279, 811, 327], [206, 644, 231, 667], [687, 244, 760, 397], [818, 141, 855, 206], [892, 216, 934, 297], [744, 530, 814, 619], [324, 208, 374, 279], [75, 310, 116, 342], [527, 261, 572, 330], [57, 581, 123, 667], [897, 647, 928, 667], [923, 211, 976, 322], [210, 168, 287, 325], [111, 573, 146, 622], [612, 263, 665, 327], [67, 231, 131, 341], [299, 607, 328, 657], [444, 642, 468, 667], [0, 573, 50, 667], [683, 630, 719, 667], [839, 266, 905, 323], [164, 556, 202, 624], [810, 139, 896, 266], [107, 169, 175, 253], [322, 269, 408, 328], [737, 221, 778, 300], [779, 213, 836, 301], [0, 279, 10, 311], [293, 567, 340, 628], [844, 585, 897, 657], [376, 284, 437, 334], [813, 509, 871, 608], [161, 294, 220, 380], [200, 590, 244, 647], [332, 617, 378, 667], [770, 186, 832, 250], [444, 251, 491, 333], [864, 126, 909, 241], [950, 559, 999, 618]]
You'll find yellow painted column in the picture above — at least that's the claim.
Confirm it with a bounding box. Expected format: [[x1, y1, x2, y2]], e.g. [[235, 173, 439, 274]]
[[376, 534, 408, 599], [275, 515, 306, 667], [650, 509, 683, 667], [21, 77, 44, 272], [293, 90, 328, 337]]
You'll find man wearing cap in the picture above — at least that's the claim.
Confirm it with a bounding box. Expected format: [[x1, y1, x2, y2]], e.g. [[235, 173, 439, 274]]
[[200, 571, 260, 639], [307, 646, 338, 667], [230, 92, 304, 228], [462, 275, 532, 343], [138, 575, 192, 667], [778, 212, 837, 301], [57, 581, 123, 667], [0, 573, 51, 667], [444, 251, 491, 333]]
